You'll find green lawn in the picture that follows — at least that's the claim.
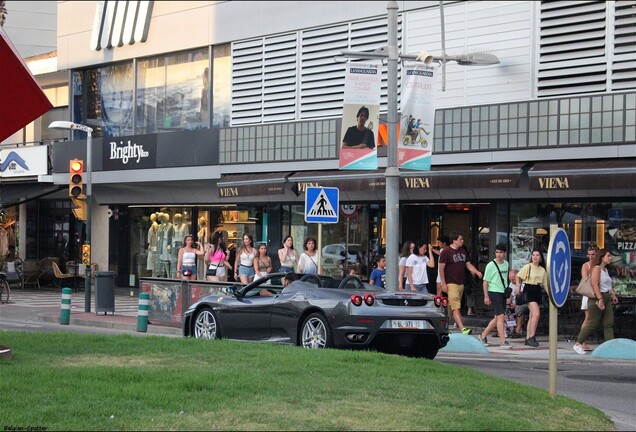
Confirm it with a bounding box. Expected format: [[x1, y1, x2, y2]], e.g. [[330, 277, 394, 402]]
[[0, 331, 612, 431]]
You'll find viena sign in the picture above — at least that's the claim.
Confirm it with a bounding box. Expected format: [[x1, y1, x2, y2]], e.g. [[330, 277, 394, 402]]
[[102, 135, 156, 170]]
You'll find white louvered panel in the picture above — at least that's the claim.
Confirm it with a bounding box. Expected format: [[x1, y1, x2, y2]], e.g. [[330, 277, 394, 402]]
[[263, 33, 297, 122], [538, 0, 608, 97], [540, 30, 606, 45], [537, 63, 607, 77], [612, 1, 636, 90], [232, 39, 264, 124], [300, 24, 349, 119], [538, 83, 606, 97], [540, 48, 606, 63]]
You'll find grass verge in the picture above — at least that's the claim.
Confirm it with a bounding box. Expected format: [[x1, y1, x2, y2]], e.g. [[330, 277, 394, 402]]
[[0, 331, 612, 431]]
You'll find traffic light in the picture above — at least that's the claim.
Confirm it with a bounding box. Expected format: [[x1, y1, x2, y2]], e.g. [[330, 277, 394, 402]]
[[81, 244, 91, 266], [70, 197, 87, 221], [69, 159, 85, 198]]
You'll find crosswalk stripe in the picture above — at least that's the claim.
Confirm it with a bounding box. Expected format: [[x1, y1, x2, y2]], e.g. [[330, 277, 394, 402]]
[[2, 290, 140, 314]]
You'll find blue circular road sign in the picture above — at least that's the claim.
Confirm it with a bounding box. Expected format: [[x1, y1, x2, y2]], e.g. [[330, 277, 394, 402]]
[[546, 228, 571, 308]]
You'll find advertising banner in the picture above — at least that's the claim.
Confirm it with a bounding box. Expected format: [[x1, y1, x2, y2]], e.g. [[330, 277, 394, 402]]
[[399, 63, 437, 171], [339, 62, 381, 170]]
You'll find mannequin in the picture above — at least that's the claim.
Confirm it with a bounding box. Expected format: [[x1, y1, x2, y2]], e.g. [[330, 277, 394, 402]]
[[197, 216, 209, 280], [157, 212, 174, 277], [170, 213, 190, 274], [147, 212, 160, 275]]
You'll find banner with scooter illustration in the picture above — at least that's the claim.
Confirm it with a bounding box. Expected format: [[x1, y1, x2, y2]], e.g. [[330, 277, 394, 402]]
[[399, 63, 437, 171], [339, 62, 381, 170]]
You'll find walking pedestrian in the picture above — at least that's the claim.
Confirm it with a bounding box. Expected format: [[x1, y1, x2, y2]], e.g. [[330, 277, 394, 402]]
[[253, 243, 273, 281], [478, 244, 511, 349], [515, 248, 548, 347], [176, 235, 204, 281], [405, 240, 435, 292], [432, 235, 449, 296], [234, 233, 256, 284], [278, 236, 299, 273], [573, 249, 620, 354], [398, 241, 414, 291], [298, 237, 319, 275], [577, 246, 599, 351], [205, 231, 231, 282], [438, 231, 483, 335]]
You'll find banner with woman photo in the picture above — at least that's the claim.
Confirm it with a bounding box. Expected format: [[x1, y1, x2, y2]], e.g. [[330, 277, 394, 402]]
[[399, 63, 437, 171], [339, 62, 381, 170]]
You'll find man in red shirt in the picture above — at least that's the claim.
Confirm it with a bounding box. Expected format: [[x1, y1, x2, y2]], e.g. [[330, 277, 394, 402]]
[[438, 231, 483, 335]]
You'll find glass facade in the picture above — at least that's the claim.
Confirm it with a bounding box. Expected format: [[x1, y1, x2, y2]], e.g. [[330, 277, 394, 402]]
[[509, 201, 636, 296], [70, 45, 233, 138]]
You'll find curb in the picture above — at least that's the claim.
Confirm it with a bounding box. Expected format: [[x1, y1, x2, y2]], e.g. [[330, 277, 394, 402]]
[[35, 314, 182, 336]]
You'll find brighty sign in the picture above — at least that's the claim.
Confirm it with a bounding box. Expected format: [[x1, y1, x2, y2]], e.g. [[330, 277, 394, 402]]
[[399, 63, 437, 171], [339, 62, 381, 170]]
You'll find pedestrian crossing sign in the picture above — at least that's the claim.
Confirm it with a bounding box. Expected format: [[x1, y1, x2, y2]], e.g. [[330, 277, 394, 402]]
[[305, 187, 339, 223]]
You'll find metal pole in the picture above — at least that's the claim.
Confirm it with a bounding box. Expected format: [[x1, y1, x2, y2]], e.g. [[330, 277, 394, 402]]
[[85, 131, 92, 312], [385, 1, 400, 291]]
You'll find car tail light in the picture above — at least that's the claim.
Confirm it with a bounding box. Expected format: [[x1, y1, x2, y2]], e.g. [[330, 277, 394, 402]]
[[363, 293, 375, 306], [441, 297, 449, 307], [434, 296, 442, 307], [351, 294, 363, 306]]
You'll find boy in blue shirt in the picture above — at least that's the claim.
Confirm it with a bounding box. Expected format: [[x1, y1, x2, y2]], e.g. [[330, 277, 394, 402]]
[[370, 256, 386, 289]]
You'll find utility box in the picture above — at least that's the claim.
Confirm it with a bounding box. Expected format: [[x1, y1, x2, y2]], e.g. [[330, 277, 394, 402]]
[[95, 271, 116, 315]]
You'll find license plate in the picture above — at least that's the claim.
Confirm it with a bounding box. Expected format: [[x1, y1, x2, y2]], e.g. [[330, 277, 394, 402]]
[[391, 320, 425, 329]]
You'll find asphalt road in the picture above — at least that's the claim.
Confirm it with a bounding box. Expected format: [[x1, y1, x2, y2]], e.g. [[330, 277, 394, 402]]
[[437, 354, 636, 431]]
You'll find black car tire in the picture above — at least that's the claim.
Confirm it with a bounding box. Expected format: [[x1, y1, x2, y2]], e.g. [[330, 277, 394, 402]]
[[300, 312, 333, 349], [193, 307, 221, 340], [409, 343, 439, 360], [337, 275, 364, 290]]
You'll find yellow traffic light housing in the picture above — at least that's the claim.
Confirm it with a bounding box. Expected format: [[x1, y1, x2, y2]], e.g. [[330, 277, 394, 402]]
[[81, 244, 91, 266], [69, 159, 85, 198], [71, 197, 87, 221]]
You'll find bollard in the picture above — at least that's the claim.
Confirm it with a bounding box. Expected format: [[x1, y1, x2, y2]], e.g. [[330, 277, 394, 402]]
[[60, 287, 72, 325], [137, 292, 149, 332]]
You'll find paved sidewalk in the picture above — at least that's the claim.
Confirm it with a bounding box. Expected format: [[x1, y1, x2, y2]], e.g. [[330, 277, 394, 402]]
[[6, 287, 635, 362]]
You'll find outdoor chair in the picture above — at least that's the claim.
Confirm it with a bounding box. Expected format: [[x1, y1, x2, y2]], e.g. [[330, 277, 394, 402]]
[[52, 261, 82, 292]]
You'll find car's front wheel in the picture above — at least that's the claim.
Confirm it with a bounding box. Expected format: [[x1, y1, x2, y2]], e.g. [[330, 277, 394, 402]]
[[300, 313, 332, 349], [193, 307, 220, 340]]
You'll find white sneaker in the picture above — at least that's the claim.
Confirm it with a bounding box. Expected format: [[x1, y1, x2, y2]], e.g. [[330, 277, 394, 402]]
[[573, 344, 586, 355], [499, 341, 512, 349], [477, 335, 489, 346]]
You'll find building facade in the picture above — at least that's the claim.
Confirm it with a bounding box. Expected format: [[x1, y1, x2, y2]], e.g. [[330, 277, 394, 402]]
[[2, 1, 634, 298]]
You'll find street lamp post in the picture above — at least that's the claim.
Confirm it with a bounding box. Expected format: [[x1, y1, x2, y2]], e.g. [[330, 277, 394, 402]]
[[338, 1, 499, 290], [49, 121, 93, 313]]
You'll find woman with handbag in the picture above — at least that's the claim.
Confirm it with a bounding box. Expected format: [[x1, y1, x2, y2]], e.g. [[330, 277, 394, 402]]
[[176, 235, 205, 281], [515, 249, 547, 347], [573, 249, 620, 355], [577, 246, 599, 351], [205, 231, 231, 282]]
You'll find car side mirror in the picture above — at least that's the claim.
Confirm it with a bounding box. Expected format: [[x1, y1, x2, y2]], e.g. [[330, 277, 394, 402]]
[[340, 251, 346, 257]]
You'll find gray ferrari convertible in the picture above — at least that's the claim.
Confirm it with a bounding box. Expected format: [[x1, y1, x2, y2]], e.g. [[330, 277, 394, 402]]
[[182, 273, 450, 359]]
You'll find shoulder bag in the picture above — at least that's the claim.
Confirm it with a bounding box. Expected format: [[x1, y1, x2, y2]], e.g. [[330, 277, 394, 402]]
[[575, 274, 596, 298], [492, 260, 512, 298], [516, 264, 531, 306]]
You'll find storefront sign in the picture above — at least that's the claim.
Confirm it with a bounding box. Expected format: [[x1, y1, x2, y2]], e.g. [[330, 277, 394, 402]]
[[103, 134, 156, 170], [218, 184, 284, 198], [0, 146, 47, 178]]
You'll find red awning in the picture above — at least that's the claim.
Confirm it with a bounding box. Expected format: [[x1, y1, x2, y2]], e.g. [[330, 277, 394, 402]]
[[0, 27, 53, 142]]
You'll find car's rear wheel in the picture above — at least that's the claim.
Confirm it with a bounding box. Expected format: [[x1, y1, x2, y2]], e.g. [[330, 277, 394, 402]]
[[193, 307, 220, 340], [300, 313, 332, 349]]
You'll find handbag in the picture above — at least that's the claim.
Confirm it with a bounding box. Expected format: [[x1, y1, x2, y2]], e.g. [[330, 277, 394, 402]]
[[516, 286, 529, 305], [515, 264, 532, 305], [575, 275, 596, 298]]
